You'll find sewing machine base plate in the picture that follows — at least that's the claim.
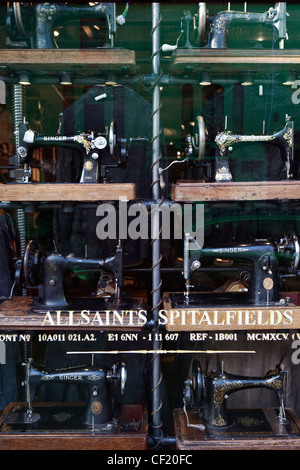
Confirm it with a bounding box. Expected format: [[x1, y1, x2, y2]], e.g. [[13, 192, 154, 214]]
[[174, 408, 300, 450], [168, 292, 285, 308], [0, 402, 148, 450]]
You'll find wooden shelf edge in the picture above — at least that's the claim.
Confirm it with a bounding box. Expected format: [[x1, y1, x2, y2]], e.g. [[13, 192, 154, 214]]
[[0, 48, 137, 74], [163, 292, 300, 331], [0, 183, 136, 201], [170, 48, 300, 75], [170, 180, 300, 202]]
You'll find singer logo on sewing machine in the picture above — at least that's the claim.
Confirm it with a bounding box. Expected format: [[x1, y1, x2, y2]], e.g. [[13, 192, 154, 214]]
[[212, 247, 249, 253], [43, 136, 67, 141], [41, 374, 84, 381]]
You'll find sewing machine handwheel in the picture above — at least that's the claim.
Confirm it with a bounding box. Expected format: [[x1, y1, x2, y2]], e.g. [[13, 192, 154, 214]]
[[191, 360, 204, 407], [193, 115, 206, 160], [108, 120, 117, 158], [283, 233, 300, 273], [120, 361, 127, 396], [23, 240, 42, 286], [197, 3, 207, 43], [12, 3, 33, 37]]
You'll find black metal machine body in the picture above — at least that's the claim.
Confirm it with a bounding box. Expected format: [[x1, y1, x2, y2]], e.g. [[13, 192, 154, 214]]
[[162, 2, 288, 51], [6, 3, 118, 48], [187, 114, 294, 182], [25, 357, 127, 428], [9, 120, 127, 183], [184, 360, 287, 433], [182, 232, 300, 306], [15, 240, 123, 309]]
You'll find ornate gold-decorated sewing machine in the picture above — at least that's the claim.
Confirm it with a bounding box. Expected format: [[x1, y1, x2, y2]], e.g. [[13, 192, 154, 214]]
[[5, 2, 125, 49], [162, 2, 288, 52], [177, 359, 300, 441], [8, 120, 127, 183], [184, 114, 294, 182]]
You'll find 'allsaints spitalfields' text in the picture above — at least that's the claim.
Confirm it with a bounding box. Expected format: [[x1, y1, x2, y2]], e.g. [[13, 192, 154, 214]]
[[41, 308, 294, 327]]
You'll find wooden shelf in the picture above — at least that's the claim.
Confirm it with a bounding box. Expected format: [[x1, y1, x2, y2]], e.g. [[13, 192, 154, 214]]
[[163, 292, 300, 332], [0, 48, 136, 76], [171, 180, 300, 202], [0, 296, 144, 331], [170, 48, 300, 76], [0, 403, 148, 450], [0, 183, 136, 202], [173, 408, 300, 450]]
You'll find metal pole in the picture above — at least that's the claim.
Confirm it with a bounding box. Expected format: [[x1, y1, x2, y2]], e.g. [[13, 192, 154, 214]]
[[12, 84, 30, 401], [151, 3, 163, 446], [12, 84, 27, 261]]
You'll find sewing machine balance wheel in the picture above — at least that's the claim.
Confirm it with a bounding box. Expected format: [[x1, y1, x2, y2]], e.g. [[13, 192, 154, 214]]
[[22, 239, 43, 286], [191, 359, 205, 408], [197, 3, 207, 42], [192, 115, 206, 160], [120, 361, 127, 396], [108, 119, 117, 158], [12, 2, 33, 37]]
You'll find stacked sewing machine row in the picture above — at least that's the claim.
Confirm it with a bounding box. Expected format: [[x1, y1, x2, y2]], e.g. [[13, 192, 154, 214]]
[[3, 3, 293, 186]]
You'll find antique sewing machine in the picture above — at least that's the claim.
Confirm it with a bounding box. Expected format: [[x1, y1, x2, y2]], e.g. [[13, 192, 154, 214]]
[[24, 357, 127, 430], [14, 239, 130, 311], [162, 2, 288, 51], [182, 359, 294, 437], [185, 114, 294, 182], [5, 2, 123, 48], [171, 232, 300, 308], [8, 119, 127, 183]]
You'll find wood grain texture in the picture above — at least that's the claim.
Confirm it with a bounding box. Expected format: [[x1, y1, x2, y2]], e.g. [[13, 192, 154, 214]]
[[171, 181, 300, 202], [0, 49, 136, 74], [0, 403, 148, 450], [0, 183, 136, 201], [170, 48, 300, 75], [173, 408, 300, 450], [163, 293, 299, 331], [0, 296, 145, 330]]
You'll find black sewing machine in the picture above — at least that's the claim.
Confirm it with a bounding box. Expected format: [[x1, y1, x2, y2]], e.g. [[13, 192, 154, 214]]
[[25, 357, 126, 430], [182, 359, 296, 438], [0, 357, 127, 432], [14, 239, 140, 311], [6, 3, 122, 49], [8, 120, 127, 183], [169, 232, 300, 308], [162, 2, 288, 51], [185, 114, 294, 182]]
